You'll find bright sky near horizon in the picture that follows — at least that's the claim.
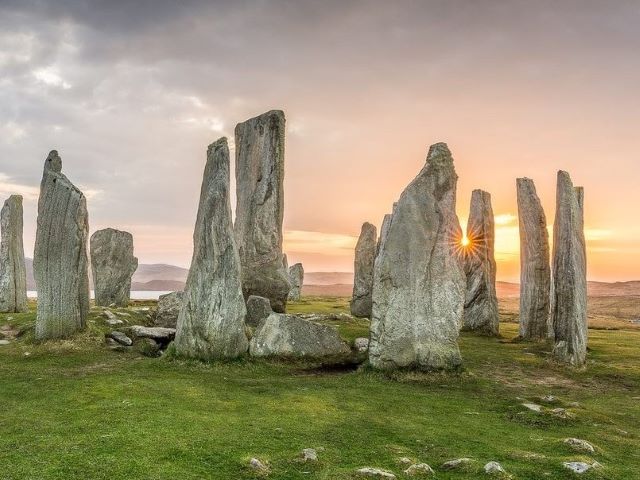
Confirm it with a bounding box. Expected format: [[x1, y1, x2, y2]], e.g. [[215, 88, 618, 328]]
[[1, 1, 639, 282]]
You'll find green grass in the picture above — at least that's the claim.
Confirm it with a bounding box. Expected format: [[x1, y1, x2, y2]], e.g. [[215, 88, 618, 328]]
[[0, 298, 638, 479]]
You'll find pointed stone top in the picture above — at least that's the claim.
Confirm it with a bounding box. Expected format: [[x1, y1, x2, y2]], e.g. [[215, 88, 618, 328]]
[[361, 221, 376, 232], [44, 150, 62, 173], [426, 142, 453, 167], [5, 194, 23, 204], [208, 136, 228, 153], [557, 170, 572, 183]]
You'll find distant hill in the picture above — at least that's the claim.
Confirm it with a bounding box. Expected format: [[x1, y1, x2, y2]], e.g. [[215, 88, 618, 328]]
[[23, 260, 640, 296]]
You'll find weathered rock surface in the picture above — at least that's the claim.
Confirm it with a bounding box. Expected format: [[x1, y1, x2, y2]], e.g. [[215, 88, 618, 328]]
[[106, 331, 133, 346], [0, 195, 28, 313], [516, 178, 551, 340], [356, 467, 397, 479], [130, 325, 176, 343], [250, 313, 350, 359], [551, 171, 587, 366], [442, 458, 472, 470], [34, 150, 90, 340], [484, 461, 505, 475], [301, 448, 318, 462], [377, 213, 393, 256], [369, 143, 465, 370], [246, 295, 272, 327], [90, 228, 138, 307], [563, 461, 601, 474], [404, 463, 434, 476], [564, 438, 595, 453], [155, 291, 184, 328], [354, 337, 370, 352], [288, 263, 304, 301], [234, 110, 291, 312], [174, 138, 248, 360], [463, 190, 499, 336], [350, 222, 377, 318]]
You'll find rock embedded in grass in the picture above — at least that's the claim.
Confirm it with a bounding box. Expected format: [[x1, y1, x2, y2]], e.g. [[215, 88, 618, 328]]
[[442, 458, 473, 470], [462, 190, 499, 336], [484, 461, 505, 475], [563, 461, 601, 474], [301, 448, 317, 462], [249, 458, 269, 473], [174, 138, 249, 360], [0, 195, 28, 314], [354, 337, 369, 352], [249, 314, 350, 359], [234, 110, 291, 312], [246, 295, 273, 328], [106, 331, 133, 347], [551, 171, 587, 366], [564, 438, 595, 453], [155, 291, 184, 328], [404, 463, 434, 476], [369, 142, 465, 371], [90, 228, 138, 308], [130, 326, 176, 346], [516, 178, 551, 341], [350, 222, 377, 318], [34, 150, 90, 340], [356, 467, 397, 478]]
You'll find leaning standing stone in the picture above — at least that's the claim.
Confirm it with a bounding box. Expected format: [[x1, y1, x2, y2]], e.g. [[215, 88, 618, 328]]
[[0, 195, 28, 313], [516, 178, 551, 340], [350, 222, 377, 318], [462, 190, 499, 336], [551, 171, 587, 366], [369, 143, 465, 370], [288, 263, 304, 301], [90, 228, 138, 307], [34, 151, 90, 340], [174, 138, 248, 359], [234, 110, 291, 312]]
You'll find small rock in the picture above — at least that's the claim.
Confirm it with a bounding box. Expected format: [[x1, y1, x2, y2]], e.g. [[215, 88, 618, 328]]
[[301, 448, 317, 462], [564, 438, 595, 453], [103, 310, 123, 325], [136, 337, 161, 357], [540, 395, 557, 403], [442, 458, 472, 470], [356, 467, 396, 479], [249, 457, 269, 473], [551, 407, 573, 419], [484, 461, 505, 474], [563, 462, 595, 474], [0, 339, 10, 345], [23, 351, 30, 356], [397, 457, 413, 466], [404, 463, 434, 476], [354, 337, 370, 352], [129, 325, 176, 343], [106, 331, 133, 347], [522, 402, 542, 412]]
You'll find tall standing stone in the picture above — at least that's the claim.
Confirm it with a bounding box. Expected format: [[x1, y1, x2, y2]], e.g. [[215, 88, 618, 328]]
[[90, 228, 138, 307], [288, 263, 304, 301], [234, 110, 291, 312], [369, 143, 465, 370], [0, 195, 28, 313], [350, 222, 377, 318], [516, 178, 551, 341], [551, 171, 587, 366], [34, 150, 90, 340], [463, 190, 499, 336], [175, 138, 248, 359]]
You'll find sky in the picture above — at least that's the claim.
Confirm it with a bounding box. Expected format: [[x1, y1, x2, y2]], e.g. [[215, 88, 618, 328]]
[[1, 0, 639, 281]]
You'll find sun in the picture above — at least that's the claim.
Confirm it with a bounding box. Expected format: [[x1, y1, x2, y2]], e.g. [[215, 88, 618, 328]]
[[461, 235, 471, 248]]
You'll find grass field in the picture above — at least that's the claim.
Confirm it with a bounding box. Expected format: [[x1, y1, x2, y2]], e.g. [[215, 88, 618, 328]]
[[0, 297, 638, 479]]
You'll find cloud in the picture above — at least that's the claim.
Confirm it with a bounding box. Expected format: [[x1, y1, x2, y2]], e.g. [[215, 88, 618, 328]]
[[33, 67, 72, 89], [0, 173, 40, 200]]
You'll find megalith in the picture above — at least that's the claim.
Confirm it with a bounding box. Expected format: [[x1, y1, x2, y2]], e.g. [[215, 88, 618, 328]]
[[350, 222, 377, 318], [369, 143, 465, 370], [34, 150, 90, 340], [463, 190, 499, 336], [288, 263, 304, 301], [551, 171, 587, 366], [516, 178, 551, 340], [234, 110, 291, 312], [90, 228, 138, 307], [0, 195, 28, 313], [174, 138, 248, 359]]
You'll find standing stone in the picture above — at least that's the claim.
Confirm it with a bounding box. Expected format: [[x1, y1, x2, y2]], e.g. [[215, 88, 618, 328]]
[[154, 291, 184, 328], [234, 110, 291, 312], [283, 253, 289, 270], [551, 171, 587, 366], [350, 222, 377, 318], [369, 143, 465, 370], [288, 263, 304, 301], [462, 190, 499, 335], [377, 213, 393, 256], [90, 228, 138, 307], [516, 178, 551, 341], [0, 195, 28, 313], [34, 150, 90, 340], [174, 138, 248, 359]]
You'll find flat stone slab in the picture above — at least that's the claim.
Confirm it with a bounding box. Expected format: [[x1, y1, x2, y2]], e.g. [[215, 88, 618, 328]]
[[106, 331, 133, 347], [129, 325, 176, 342]]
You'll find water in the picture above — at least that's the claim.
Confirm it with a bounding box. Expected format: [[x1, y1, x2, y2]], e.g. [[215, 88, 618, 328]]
[[27, 291, 172, 301]]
